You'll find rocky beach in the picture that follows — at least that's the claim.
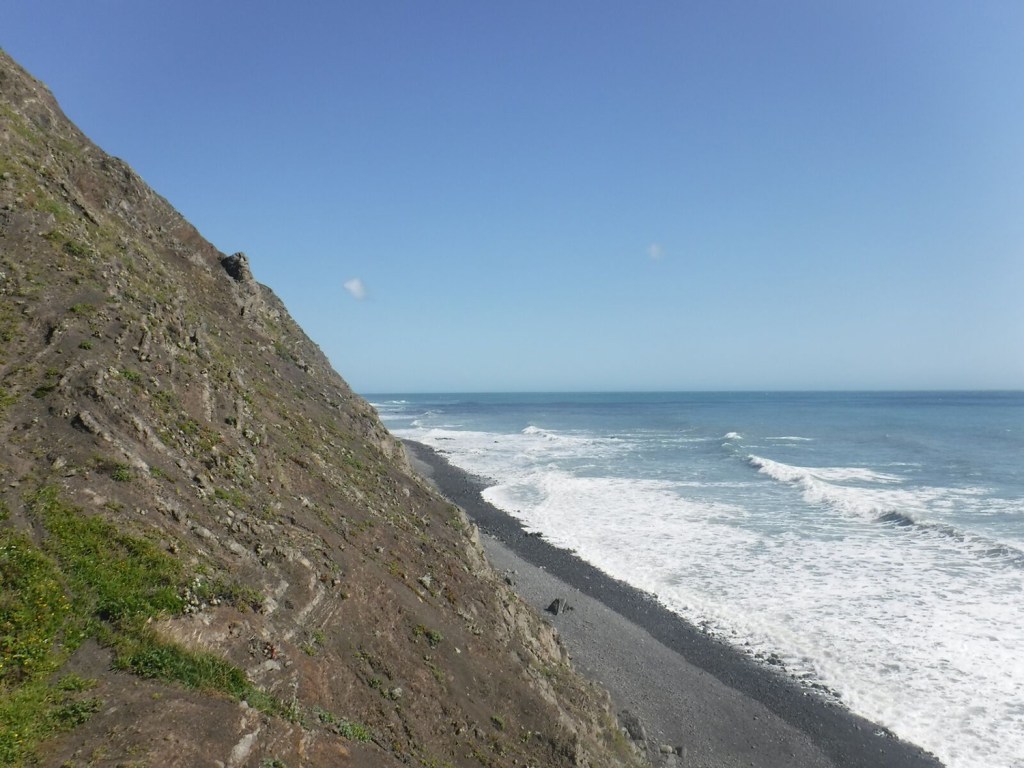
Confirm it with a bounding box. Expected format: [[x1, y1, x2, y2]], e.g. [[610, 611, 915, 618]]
[[405, 439, 946, 768]]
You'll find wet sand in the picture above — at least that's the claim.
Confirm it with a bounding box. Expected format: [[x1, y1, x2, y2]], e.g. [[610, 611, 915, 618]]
[[405, 439, 944, 768]]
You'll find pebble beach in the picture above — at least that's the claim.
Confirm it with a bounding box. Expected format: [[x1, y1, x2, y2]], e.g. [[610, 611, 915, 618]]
[[406, 439, 945, 768]]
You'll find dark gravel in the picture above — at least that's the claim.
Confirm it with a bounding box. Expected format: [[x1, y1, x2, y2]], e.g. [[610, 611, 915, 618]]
[[405, 439, 945, 768]]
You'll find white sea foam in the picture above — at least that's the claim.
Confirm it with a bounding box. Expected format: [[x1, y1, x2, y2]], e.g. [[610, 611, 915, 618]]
[[723, 431, 743, 440], [480, 462, 1024, 768], [396, 410, 1024, 768], [394, 424, 625, 485]]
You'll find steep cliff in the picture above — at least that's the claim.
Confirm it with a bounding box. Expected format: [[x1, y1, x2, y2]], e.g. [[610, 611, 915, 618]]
[[0, 49, 641, 768]]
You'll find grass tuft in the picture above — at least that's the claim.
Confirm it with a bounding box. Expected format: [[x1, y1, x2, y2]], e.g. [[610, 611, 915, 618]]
[[314, 707, 372, 742], [114, 634, 248, 696], [413, 624, 444, 648]]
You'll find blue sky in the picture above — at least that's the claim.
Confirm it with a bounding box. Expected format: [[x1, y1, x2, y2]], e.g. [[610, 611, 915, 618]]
[[5, 2, 1023, 392]]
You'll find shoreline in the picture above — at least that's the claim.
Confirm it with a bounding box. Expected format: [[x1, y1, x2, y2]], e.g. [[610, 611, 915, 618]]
[[404, 439, 945, 768]]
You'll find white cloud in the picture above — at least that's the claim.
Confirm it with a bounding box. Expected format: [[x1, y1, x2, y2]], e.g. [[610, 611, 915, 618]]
[[343, 277, 367, 300], [648, 243, 664, 261]]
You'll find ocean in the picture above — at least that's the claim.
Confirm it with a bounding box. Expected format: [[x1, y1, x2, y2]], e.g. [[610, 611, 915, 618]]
[[369, 391, 1024, 768]]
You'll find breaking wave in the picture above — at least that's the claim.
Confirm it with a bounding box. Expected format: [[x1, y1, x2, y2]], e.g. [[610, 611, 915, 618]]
[[748, 454, 1024, 568]]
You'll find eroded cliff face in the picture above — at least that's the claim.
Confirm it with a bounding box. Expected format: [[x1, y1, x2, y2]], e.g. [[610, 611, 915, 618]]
[[0, 49, 641, 768]]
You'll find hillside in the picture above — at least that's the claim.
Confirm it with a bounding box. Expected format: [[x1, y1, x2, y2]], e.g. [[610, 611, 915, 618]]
[[0, 49, 642, 768]]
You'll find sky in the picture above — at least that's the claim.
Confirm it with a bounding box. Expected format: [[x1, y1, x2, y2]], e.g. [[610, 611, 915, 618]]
[[5, 2, 1024, 392]]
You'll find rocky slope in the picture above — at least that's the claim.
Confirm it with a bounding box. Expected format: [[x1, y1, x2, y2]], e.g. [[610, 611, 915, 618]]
[[0, 49, 643, 768]]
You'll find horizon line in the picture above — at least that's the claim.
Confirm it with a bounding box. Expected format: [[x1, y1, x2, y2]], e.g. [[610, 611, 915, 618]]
[[360, 388, 1024, 396]]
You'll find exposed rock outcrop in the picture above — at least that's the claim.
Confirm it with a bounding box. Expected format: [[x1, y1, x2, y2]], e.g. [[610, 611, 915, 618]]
[[0, 48, 643, 768]]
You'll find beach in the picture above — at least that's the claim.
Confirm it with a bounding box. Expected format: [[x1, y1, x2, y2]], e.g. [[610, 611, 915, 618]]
[[405, 439, 945, 768]]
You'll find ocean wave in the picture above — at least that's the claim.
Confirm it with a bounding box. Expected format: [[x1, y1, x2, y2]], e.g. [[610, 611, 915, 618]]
[[521, 424, 591, 442], [393, 426, 495, 444], [874, 512, 1024, 567], [748, 455, 1024, 568], [368, 399, 408, 408], [749, 455, 902, 486], [723, 432, 743, 441], [520, 424, 623, 450], [766, 435, 815, 442], [813, 466, 902, 483]]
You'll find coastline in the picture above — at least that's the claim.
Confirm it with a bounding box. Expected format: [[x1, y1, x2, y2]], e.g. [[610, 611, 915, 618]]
[[404, 439, 945, 768]]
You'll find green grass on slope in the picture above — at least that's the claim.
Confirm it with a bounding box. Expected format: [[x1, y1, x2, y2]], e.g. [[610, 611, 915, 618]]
[[0, 487, 285, 766]]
